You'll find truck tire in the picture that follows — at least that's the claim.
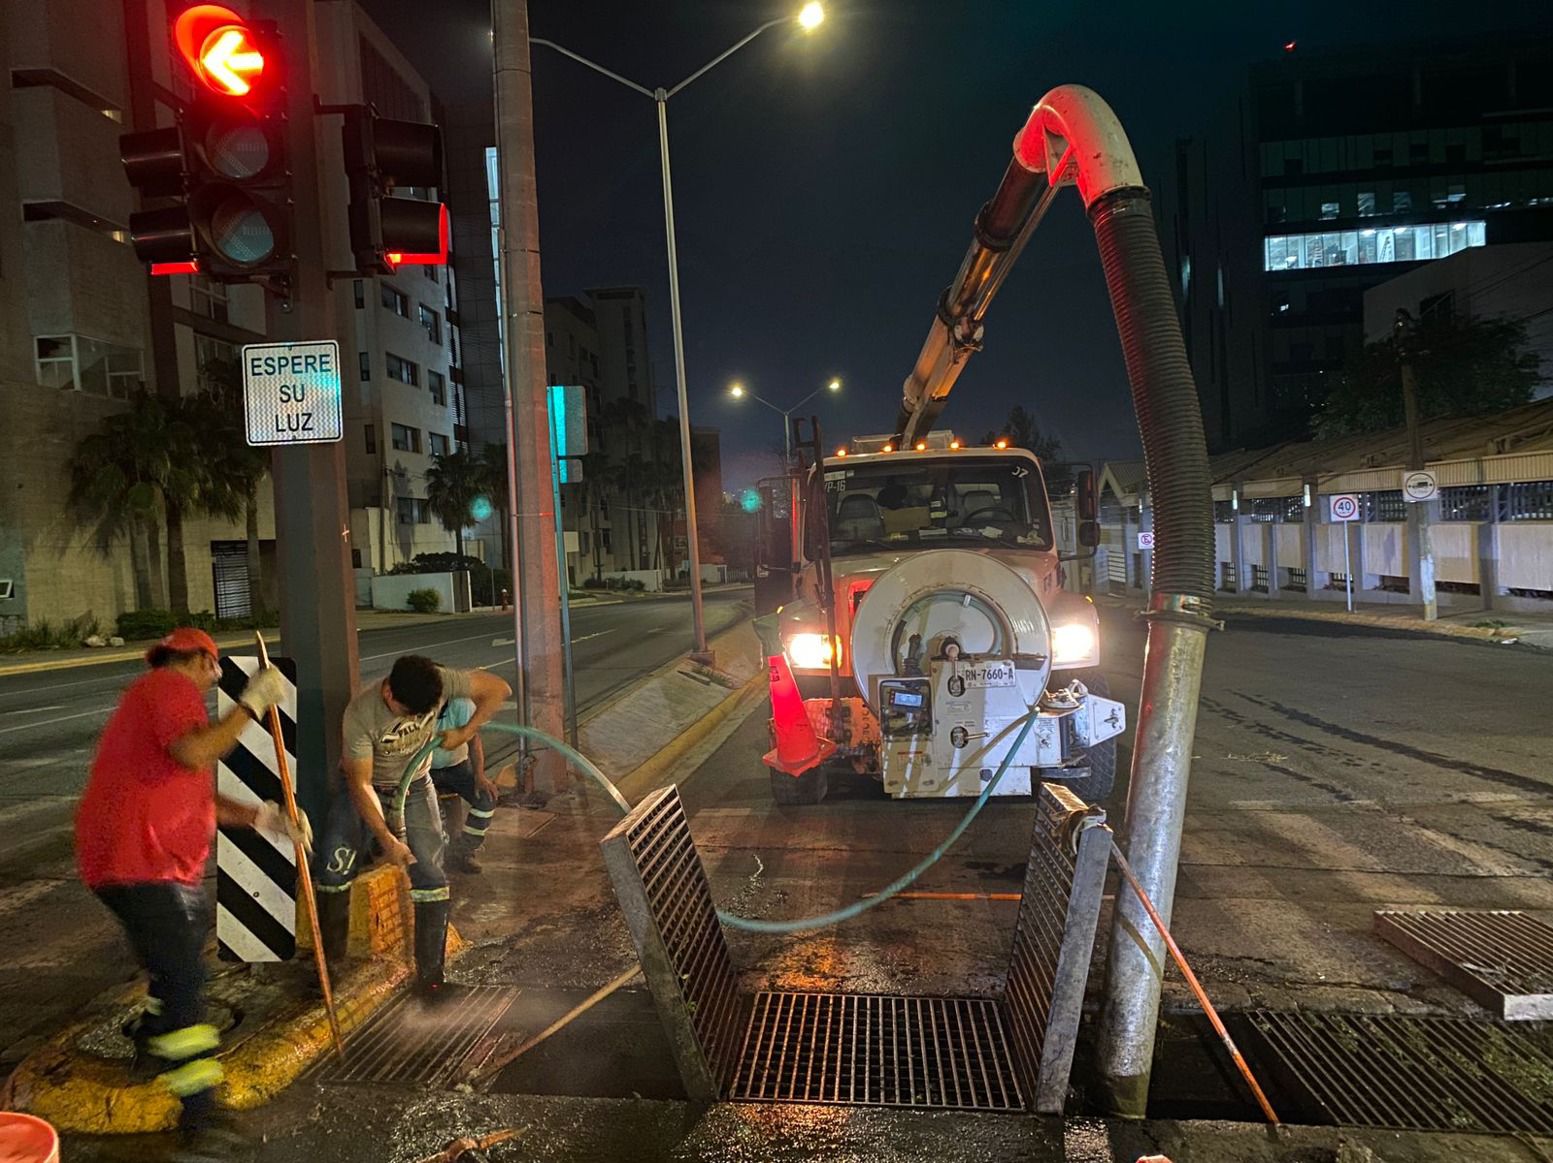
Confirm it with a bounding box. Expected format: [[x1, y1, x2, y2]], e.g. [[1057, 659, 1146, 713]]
[[770, 766, 828, 806], [1050, 669, 1117, 805]]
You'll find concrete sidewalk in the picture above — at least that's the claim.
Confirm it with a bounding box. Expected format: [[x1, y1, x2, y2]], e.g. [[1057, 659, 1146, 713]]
[[1104, 592, 1553, 648], [0, 600, 626, 677]]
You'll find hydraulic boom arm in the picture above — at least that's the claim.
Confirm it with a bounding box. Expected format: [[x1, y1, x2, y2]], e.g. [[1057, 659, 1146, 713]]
[[893, 86, 1144, 447]]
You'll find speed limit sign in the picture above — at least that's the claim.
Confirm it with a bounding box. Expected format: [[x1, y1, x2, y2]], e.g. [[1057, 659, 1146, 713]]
[[1329, 494, 1360, 522]]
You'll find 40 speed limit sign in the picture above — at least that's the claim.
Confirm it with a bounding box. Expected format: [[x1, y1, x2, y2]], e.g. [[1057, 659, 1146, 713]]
[[1329, 494, 1360, 522]]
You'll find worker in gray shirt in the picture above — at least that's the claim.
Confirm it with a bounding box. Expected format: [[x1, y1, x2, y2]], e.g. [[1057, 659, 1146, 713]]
[[313, 654, 510, 997]]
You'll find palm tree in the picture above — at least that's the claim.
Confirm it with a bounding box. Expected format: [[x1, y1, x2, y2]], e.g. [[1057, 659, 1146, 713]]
[[194, 359, 270, 612], [68, 390, 205, 611], [425, 448, 484, 560]]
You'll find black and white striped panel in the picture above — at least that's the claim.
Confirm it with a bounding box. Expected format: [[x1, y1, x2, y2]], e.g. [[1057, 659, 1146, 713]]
[[216, 656, 299, 962]]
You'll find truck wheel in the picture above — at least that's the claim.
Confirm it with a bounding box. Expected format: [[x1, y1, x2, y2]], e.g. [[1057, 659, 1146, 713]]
[[1052, 669, 1117, 805], [770, 766, 828, 806]]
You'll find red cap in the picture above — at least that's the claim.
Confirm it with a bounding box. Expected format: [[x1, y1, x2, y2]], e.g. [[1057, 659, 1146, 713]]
[[148, 627, 220, 663]]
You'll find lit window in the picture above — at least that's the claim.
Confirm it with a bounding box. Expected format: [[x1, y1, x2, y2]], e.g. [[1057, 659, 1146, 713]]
[[1320, 201, 1340, 220], [428, 432, 450, 457], [1263, 221, 1486, 272]]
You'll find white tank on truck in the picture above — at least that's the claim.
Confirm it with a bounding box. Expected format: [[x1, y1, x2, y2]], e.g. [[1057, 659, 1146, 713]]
[[754, 429, 1123, 805]]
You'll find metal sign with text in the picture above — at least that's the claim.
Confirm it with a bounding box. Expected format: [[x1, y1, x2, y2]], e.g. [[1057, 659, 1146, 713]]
[[1403, 470, 1439, 503], [1329, 494, 1360, 522], [242, 340, 344, 447]]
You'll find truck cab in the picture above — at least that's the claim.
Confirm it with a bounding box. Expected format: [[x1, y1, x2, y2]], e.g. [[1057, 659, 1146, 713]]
[[754, 432, 1122, 805]]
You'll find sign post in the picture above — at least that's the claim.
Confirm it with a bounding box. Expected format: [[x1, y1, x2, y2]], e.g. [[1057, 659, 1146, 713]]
[[1329, 494, 1360, 612]]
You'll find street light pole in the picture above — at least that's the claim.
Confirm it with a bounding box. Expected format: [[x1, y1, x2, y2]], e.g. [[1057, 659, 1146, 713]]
[[730, 379, 841, 468], [654, 92, 708, 656], [531, 7, 823, 658]]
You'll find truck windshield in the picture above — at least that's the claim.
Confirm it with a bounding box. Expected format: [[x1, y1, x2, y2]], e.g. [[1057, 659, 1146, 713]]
[[823, 456, 1053, 556]]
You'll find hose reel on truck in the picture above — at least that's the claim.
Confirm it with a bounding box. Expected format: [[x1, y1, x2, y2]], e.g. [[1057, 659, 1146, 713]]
[[849, 549, 1125, 798]]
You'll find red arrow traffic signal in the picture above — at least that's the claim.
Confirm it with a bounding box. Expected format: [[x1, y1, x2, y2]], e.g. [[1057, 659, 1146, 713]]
[[175, 5, 268, 99]]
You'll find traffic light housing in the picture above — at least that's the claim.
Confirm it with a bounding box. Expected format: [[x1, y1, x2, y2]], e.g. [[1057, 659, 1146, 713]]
[[343, 109, 447, 274], [121, 5, 292, 283]]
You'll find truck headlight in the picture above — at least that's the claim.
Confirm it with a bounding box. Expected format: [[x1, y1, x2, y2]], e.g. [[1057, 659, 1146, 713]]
[[785, 632, 841, 670], [1051, 622, 1097, 666]]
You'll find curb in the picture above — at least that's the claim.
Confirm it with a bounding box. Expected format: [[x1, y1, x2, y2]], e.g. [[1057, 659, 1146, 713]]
[[0, 611, 503, 678], [1, 958, 408, 1134], [614, 671, 766, 804], [1213, 602, 1527, 645]]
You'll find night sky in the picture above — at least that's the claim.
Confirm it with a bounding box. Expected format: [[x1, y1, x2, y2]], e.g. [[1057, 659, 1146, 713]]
[[361, 0, 1540, 489]]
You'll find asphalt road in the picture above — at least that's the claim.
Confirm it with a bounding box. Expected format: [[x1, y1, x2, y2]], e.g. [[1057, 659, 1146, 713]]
[[16, 595, 1553, 1161], [0, 588, 747, 1062], [139, 599, 1550, 1163]]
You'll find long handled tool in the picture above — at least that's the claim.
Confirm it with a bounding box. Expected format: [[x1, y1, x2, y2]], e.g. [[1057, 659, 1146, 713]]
[[1109, 838, 1278, 1126], [255, 631, 344, 1059]]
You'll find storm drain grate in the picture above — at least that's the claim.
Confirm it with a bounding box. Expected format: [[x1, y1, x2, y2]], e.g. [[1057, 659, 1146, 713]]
[[308, 985, 517, 1087], [1244, 1011, 1553, 1135], [1375, 910, 1553, 1020], [730, 992, 1023, 1111]]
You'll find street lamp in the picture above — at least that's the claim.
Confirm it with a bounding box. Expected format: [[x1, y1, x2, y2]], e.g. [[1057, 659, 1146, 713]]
[[727, 377, 843, 464], [532, 4, 826, 658]]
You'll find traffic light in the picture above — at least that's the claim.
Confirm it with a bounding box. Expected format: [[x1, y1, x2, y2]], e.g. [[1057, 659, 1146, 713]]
[[342, 109, 447, 274], [121, 5, 292, 282]]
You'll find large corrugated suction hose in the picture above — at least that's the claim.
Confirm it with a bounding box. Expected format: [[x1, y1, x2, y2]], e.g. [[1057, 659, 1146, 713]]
[[1089, 189, 1215, 605]]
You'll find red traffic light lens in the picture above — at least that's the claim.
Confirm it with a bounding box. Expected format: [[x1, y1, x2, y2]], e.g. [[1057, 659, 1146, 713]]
[[175, 6, 266, 97]]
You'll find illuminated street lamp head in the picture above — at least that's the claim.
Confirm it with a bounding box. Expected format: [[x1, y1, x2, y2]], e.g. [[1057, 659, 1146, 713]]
[[728, 382, 746, 400], [827, 378, 842, 392], [798, 2, 825, 31]]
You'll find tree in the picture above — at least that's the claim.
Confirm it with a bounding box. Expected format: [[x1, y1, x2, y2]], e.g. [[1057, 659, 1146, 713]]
[[478, 441, 513, 583], [979, 404, 1062, 460], [1314, 312, 1541, 439], [194, 359, 270, 612], [67, 390, 206, 612], [425, 449, 484, 560]]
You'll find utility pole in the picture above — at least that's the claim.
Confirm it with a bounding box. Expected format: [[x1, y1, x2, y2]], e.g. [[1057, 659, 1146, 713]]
[[1396, 309, 1438, 622], [492, 0, 568, 794], [268, 0, 359, 828]]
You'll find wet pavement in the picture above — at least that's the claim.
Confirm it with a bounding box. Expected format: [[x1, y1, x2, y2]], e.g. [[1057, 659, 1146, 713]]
[[51, 601, 1553, 1159]]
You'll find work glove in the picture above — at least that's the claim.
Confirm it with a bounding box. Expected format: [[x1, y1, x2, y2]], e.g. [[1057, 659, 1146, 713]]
[[254, 800, 313, 855], [238, 665, 287, 719]]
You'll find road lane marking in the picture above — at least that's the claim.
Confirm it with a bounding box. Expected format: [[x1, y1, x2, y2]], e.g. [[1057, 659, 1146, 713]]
[[0, 706, 115, 735], [8, 705, 65, 716], [359, 630, 502, 663], [573, 629, 617, 644]]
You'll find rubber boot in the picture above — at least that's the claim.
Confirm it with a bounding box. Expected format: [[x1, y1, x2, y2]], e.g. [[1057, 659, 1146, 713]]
[[413, 899, 451, 999], [317, 889, 352, 975]]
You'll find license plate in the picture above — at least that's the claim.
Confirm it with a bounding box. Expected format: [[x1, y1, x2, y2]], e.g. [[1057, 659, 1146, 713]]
[[962, 661, 1016, 688]]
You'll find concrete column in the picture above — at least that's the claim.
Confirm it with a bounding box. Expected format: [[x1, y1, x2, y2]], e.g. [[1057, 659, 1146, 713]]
[[1303, 485, 1320, 598], [1138, 494, 1154, 600], [1265, 522, 1280, 600], [1478, 485, 1500, 612], [1229, 487, 1248, 594]]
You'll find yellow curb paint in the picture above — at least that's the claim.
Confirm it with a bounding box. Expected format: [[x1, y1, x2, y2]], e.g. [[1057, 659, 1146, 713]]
[[615, 671, 765, 804]]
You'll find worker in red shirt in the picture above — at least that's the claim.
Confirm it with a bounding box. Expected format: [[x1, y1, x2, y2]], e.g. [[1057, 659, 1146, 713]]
[[75, 627, 305, 1155]]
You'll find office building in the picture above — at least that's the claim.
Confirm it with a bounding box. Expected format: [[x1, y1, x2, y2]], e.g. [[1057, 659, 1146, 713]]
[[1162, 36, 1553, 451]]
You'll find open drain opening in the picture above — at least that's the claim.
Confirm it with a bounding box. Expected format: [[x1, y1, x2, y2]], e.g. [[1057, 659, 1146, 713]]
[[484, 987, 686, 1101]]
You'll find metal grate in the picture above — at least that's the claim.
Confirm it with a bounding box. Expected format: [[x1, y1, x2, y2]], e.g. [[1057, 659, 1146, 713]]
[[308, 985, 517, 1087], [602, 783, 1108, 1114], [730, 992, 1022, 1111], [600, 786, 747, 1096], [1375, 910, 1553, 1020], [1003, 783, 1109, 1113], [1244, 1011, 1553, 1135]]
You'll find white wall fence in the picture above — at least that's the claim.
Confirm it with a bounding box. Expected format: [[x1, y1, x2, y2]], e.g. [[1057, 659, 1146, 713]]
[[1099, 482, 1553, 613]]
